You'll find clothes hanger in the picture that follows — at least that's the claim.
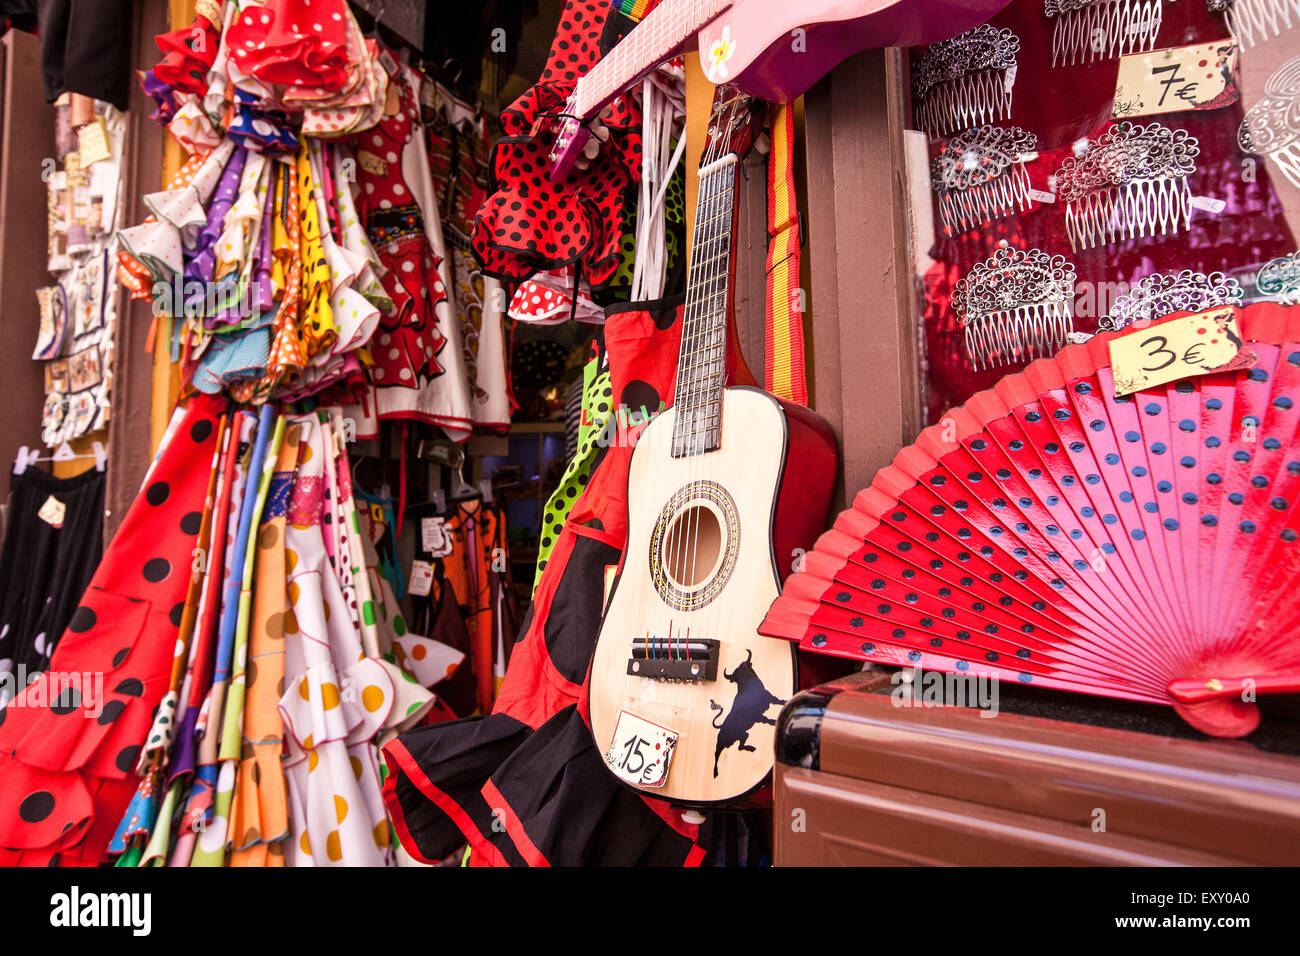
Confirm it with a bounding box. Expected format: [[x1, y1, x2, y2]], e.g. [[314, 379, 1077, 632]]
[[14, 441, 106, 474]]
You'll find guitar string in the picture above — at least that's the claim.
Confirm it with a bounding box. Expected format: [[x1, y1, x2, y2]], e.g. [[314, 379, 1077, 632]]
[[668, 107, 725, 665], [684, 98, 734, 670]]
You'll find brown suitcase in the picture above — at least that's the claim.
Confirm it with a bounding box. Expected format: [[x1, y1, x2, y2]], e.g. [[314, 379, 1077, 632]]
[[774, 670, 1300, 866]]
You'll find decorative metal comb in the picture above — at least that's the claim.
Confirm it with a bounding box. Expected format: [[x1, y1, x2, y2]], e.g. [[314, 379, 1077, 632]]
[[952, 246, 1077, 370], [1208, 0, 1298, 50], [932, 125, 1038, 236], [913, 25, 1020, 139], [1256, 251, 1300, 304], [1055, 121, 1199, 252], [1239, 56, 1300, 192], [1046, 0, 1163, 67], [1099, 269, 1244, 331]]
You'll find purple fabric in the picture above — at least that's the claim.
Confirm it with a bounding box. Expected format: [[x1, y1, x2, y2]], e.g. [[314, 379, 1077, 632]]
[[185, 144, 247, 288], [139, 69, 177, 125], [254, 191, 275, 314]]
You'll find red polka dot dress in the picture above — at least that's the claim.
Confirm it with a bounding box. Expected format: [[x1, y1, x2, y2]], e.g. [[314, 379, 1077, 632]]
[[347, 69, 447, 391], [0, 396, 225, 866]]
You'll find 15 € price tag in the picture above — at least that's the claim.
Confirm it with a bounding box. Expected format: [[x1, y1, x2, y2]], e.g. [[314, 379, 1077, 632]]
[[605, 710, 678, 789], [1109, 306, 1256, 397]]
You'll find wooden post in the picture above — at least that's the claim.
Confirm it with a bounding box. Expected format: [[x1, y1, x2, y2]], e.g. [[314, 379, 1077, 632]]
[[802, 48, 923, 510]]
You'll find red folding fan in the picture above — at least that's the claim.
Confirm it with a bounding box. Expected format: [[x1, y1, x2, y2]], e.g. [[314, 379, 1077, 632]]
[[762, 302, 1300, 737]]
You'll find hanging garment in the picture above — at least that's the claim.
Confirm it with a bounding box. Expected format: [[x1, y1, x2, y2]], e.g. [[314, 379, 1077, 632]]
[[37, 0, 134, 110], [347, 65, 446, 393], [229, 422, 301, 866], [383, 296, 713, 866], [427, 83, 514, 431], [364, 66, 476, 441], [407, 559, 478, 719], [469, 0, 645, 293], [0, 395, 224, 866], [0, 466, 105, 690], [279, 414, 400, 866]]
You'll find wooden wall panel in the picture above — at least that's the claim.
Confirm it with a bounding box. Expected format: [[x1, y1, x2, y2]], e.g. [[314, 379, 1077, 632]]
[[802, 48, 924, 510], [0, 30, 57, 503], [105, 0, 169, 538]]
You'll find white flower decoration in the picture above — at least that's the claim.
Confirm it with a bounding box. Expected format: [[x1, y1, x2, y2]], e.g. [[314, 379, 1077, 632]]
[[707, 26, 736, 80]]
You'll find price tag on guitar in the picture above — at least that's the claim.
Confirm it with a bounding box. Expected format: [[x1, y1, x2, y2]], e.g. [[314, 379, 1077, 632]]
[[604, 710, 679, 789], [1109, 306, 1257, 397]]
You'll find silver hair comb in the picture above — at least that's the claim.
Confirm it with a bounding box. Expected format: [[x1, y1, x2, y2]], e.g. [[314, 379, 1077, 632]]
[[1046, 0, 1163, 67], [1239, 56, 1300, 191], [1208, 0, 1298, 50], [932, 126, 1039, 236], [1099, 269, 1244, 331], [1055, 121, 1199, 252], [913, 25, 1020, 139], [952, 246, 1077, 370], [1256, 251, 1300, 304]]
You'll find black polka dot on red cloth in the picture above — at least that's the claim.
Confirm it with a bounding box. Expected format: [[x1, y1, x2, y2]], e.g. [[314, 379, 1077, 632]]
[[115, 745, 140, 774], [180, 511, 203, 535], [112, 648, 129, 668], [19, 790, 54, 823], [169, 603, 185, 627], [51, 686, 81, 715], [142, 558, 171, 583], [191, 419, 213, 443], [114, 678, 144, 697], [145, 481, 170, 506], [68, 606, 96, 633], [97, 700, 125, 725]]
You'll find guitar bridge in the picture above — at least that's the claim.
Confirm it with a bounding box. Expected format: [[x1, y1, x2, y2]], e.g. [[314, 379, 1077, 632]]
[[627, 637, 720, 682]]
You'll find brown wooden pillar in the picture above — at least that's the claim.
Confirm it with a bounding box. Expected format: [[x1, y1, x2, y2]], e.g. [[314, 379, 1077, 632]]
[[803, 48, 924, 510]]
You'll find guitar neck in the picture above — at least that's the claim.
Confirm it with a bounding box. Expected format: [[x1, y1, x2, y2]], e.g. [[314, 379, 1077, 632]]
[[573, 0, 733, 119], [671, 154, 738, 459]]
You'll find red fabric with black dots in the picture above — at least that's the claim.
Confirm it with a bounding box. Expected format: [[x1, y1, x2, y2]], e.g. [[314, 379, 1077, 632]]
[[0, 396, 225, 866], [347, 70, 449, 392], [227, 0, 351, 91], [470, 0, 644, 290], [152, 12, 220, 97]]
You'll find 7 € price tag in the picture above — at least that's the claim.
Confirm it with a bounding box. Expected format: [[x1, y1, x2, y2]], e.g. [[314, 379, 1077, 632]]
[[1109, 306, 1256, 397], [1112, 40, 1238, 119]]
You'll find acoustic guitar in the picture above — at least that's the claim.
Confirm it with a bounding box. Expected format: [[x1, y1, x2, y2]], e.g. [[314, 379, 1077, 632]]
[[548, 0, 1014, 179], [587, 92, 838, 806]]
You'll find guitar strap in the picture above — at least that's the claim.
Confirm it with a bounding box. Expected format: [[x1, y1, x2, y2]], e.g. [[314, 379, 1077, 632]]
[[764, 101, 808, 406]]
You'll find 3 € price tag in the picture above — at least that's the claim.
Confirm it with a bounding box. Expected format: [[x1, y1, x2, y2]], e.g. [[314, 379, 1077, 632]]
[[1108, 306, 1256, 397]]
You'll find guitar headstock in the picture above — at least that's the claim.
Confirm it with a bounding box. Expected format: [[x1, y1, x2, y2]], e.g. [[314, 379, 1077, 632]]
[[547, 91, 591, 182], [702, 85, 760, 166]]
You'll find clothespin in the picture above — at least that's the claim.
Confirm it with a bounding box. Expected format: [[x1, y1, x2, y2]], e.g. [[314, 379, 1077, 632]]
[[51, 441, 77, 461], [13, 446, 39, 475], [478, 477, 494, 503], [92, 441, 107, 472]]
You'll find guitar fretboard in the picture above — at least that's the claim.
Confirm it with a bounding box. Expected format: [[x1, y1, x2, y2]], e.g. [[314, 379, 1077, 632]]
[[672, 156, 737, 458], [573, 0, 733, 120]]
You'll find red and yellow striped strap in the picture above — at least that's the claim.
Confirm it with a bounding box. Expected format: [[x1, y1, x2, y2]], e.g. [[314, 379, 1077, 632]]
[[765, 101, 807, 406]]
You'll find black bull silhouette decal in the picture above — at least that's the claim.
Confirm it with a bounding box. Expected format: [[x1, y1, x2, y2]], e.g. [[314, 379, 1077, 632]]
[[708, 649, 785, 777]]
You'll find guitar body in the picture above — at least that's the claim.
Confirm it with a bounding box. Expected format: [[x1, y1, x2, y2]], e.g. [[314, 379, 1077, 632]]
[[697, 0, 1015, 101], [589, 386, 837, 805]]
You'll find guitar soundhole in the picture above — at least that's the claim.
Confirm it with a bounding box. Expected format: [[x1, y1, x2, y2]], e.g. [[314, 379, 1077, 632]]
[[649, 480, 740, 612], [664, 505, 723, 586]]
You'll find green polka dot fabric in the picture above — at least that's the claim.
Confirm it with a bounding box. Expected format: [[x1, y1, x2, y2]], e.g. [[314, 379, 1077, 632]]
[[535, 361, 612, 593]]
